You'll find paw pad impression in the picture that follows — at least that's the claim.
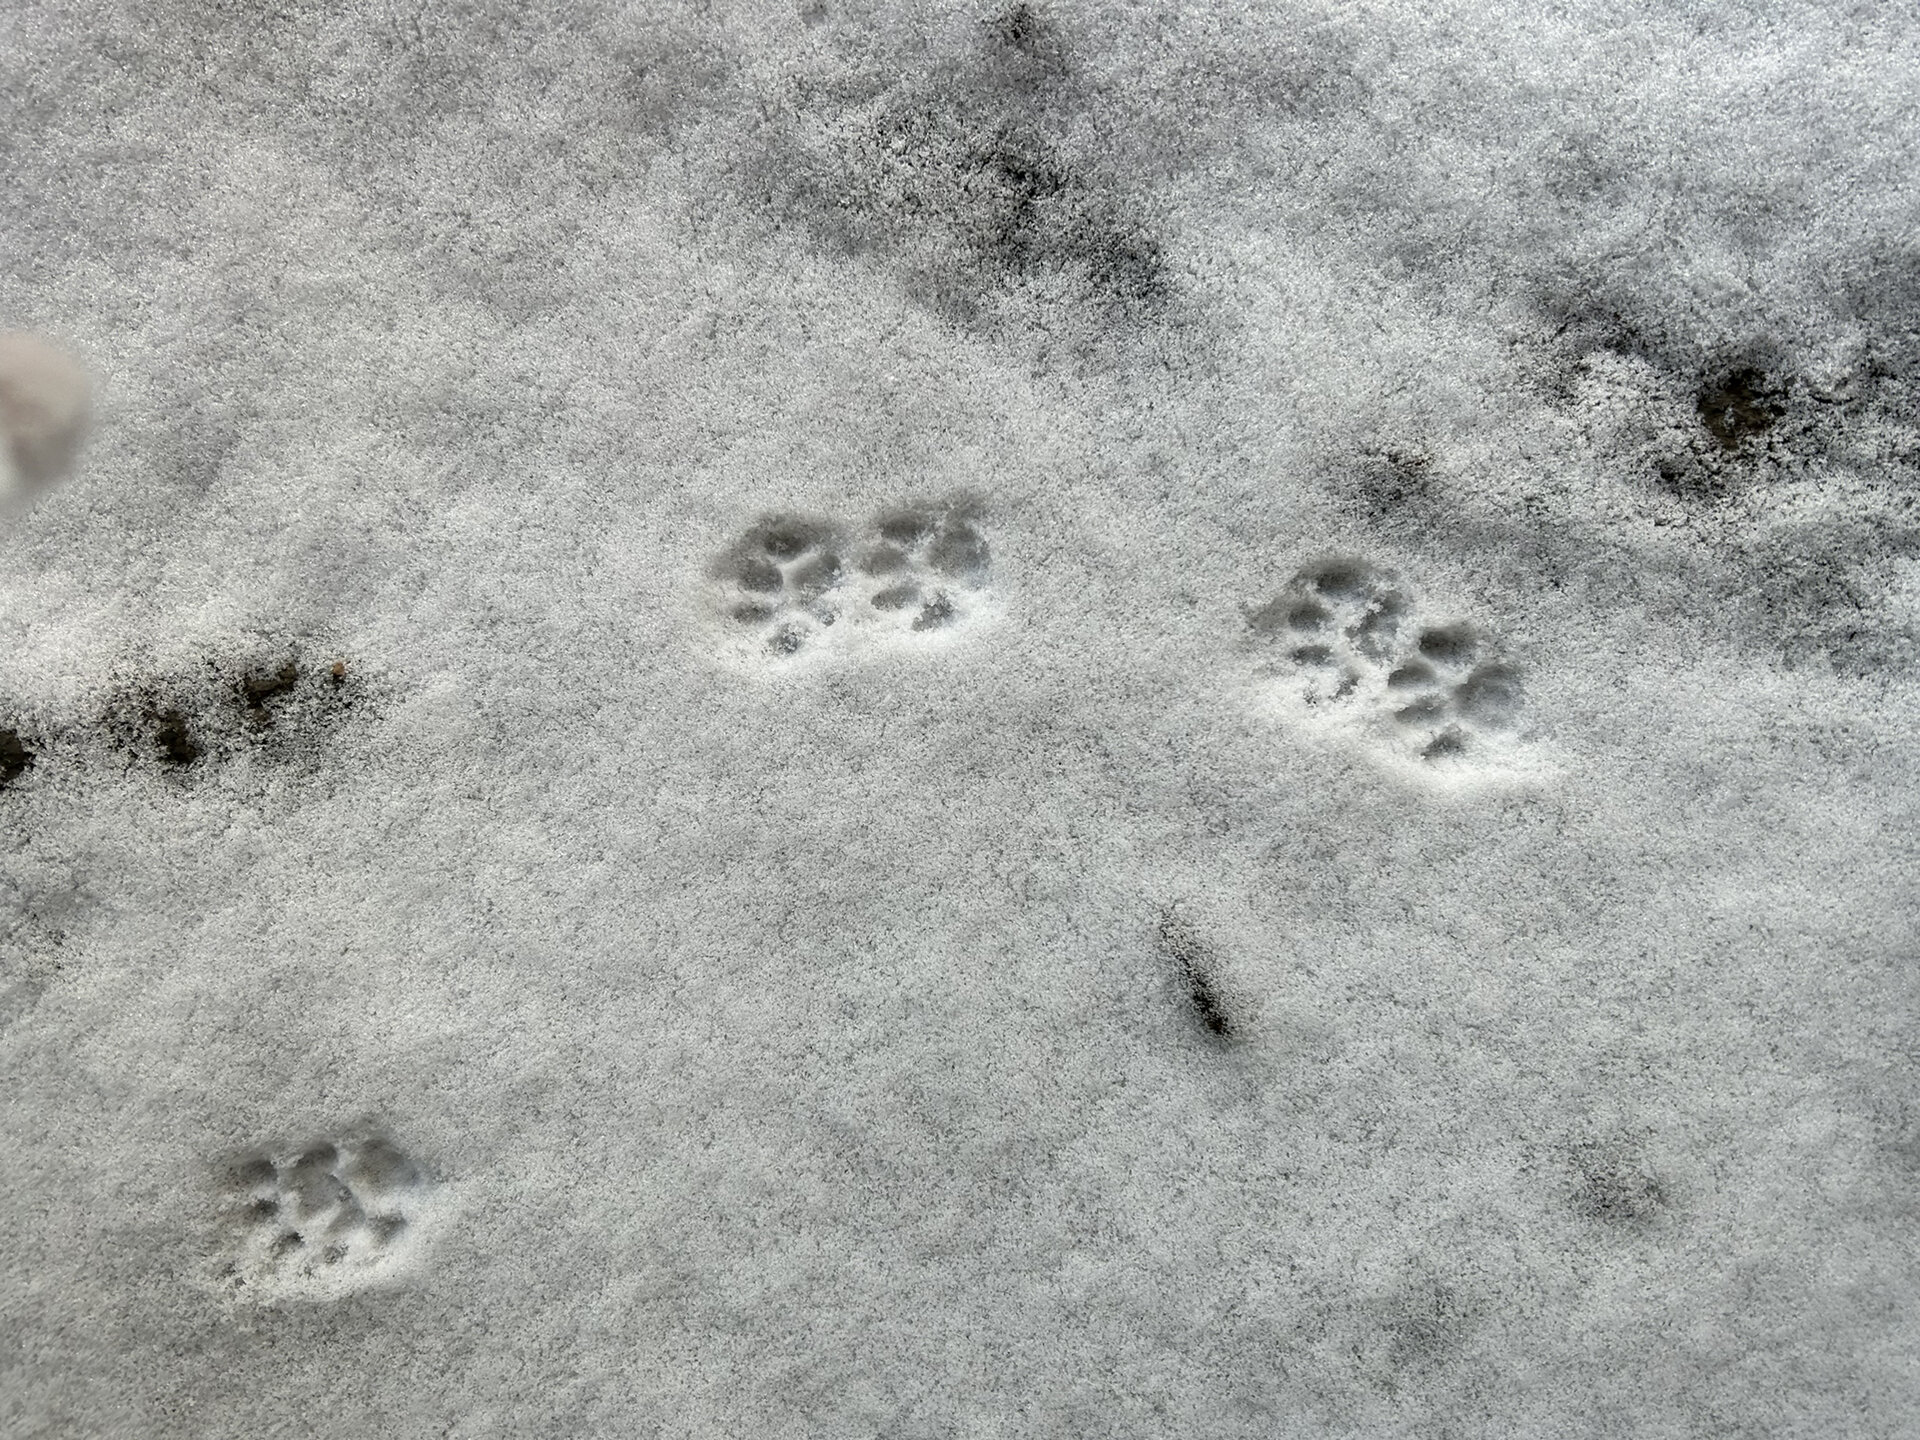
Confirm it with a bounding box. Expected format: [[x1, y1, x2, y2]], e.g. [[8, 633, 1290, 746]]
[[213, 1134, 436, 1300], [712, 495, 992, 661], [1248, 556, 1525, 763]]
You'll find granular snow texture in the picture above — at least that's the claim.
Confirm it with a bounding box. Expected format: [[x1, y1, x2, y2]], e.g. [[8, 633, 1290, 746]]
[[2, 2, 1917, 1436]]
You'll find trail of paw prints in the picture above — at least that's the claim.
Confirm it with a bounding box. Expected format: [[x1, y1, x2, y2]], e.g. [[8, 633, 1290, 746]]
[[1247, 557, 1525, 765], [212, 1135, 435, 1301], [711, 495, 992, 662]]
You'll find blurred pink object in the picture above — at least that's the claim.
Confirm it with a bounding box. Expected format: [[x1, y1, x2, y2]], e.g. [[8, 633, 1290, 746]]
[[0, 332, 91, 503]]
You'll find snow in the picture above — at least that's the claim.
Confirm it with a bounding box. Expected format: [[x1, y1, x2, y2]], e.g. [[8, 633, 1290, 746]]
[[2, 1, 1917, 1435]]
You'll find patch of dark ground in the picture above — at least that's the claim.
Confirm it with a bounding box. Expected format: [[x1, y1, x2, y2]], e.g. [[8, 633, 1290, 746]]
[[95, 644, 372, 780], [734, 8, 1233, 372], [1334, 257, 1920, 679]]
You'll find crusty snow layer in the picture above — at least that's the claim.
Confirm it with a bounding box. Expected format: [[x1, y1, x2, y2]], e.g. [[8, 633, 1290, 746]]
[[3, 2, 1917, 1436]]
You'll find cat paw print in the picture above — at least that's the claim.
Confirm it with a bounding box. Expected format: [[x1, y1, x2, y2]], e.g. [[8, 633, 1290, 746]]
[[213, 1135, 435, 1301], [1247, 557, 1411, 705], [1247, 556, 1525, 764], [852, 496, 991, 636], [1378, 622, 1524, 761], [711, 496, 991, 661], [712, 513, 851, 659]]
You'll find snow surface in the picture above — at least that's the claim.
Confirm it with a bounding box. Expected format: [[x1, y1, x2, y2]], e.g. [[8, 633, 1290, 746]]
[[2, 1, 1918, 1435]]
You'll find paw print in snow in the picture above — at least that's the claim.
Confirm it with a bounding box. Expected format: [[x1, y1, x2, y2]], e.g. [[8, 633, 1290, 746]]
[[213, 1135, 435, 1300], [1247, 557, 1410, 704], [1380, 623, 1524, 760], [712, 513, 850, 658], [854, 496, 991, 635], [711, 495, 991, 661], [1248, 556, 1524, 763]]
